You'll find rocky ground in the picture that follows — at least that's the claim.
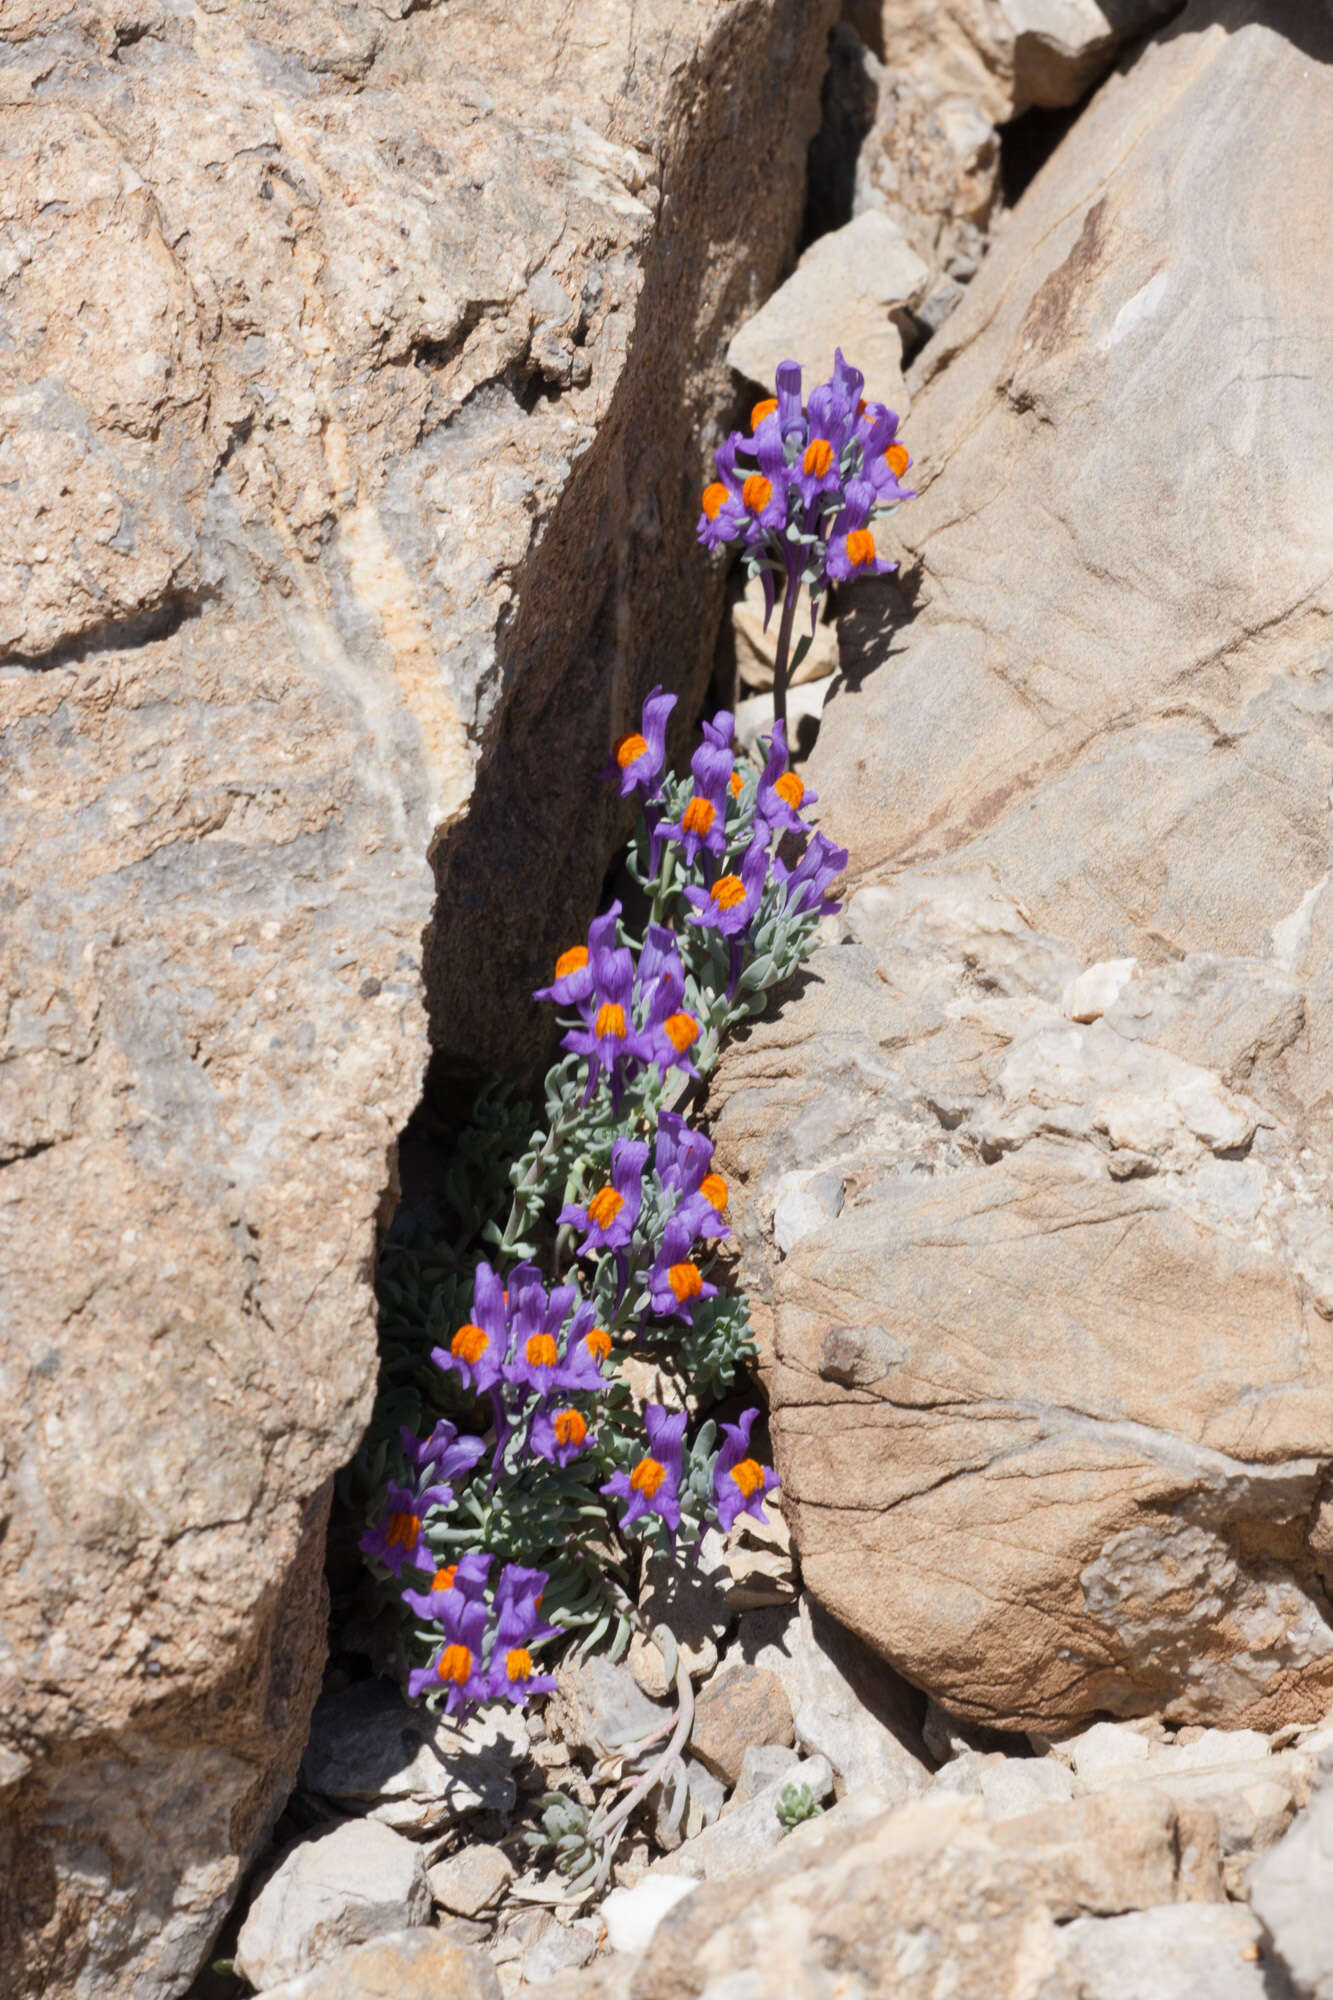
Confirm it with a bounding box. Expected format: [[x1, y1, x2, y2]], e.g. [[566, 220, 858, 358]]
[[202, 1566, 1333, 1998], [7, 0, 1333, 1996]]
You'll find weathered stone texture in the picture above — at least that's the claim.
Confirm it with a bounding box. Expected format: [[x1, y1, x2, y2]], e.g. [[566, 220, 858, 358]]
[[0, 3, 834, 1994], [711, 0, 1333, 1734]]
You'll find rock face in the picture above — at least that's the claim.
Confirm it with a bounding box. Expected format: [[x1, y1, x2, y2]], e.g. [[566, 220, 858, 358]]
[[632, 1784, 1243, 2000], [0, 4, 835, 1995], [711, 0, 1333, 1734]]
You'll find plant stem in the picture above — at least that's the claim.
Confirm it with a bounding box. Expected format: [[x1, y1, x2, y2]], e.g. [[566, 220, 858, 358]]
[[771, 569, 800, 735]]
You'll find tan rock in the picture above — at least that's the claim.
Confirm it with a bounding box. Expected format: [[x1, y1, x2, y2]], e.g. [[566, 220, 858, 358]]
[[726, 209, 927, 407], [711, 0, 1333, 1735], [633, 1785, 1224, 2000], [0, 3, 837, 1994], [251, 1927, 500, 2000], [426, 1844, 515, 1920], [690, 1665, 795, 1787]]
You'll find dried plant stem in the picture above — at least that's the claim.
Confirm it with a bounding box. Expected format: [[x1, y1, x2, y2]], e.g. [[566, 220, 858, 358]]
[[771, 573, 799, 734]]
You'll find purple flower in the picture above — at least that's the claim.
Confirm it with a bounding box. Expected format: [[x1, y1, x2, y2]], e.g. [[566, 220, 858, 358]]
[[553, 1298, 614, 1393], [401, 1548, 494, 1623], [602, 1403, 687, 1535], [654, 1113, 730, 1241], [487, 1568, 560, 1706], [661, 710, 735, 865], [533, 904, 620, 1009], [824, 480, 895, 582], [431, 1260, 508, 1396], [406, 1586, 491, 1711], [401, 1419, 487, 1489], [776, 828, 849, 920], [711, 1408, 781, 1533], [683, 832, 770, 939], [646, 1214, 718, 1323], [559, 1136, 648, 1256], [698, 432, 750, 551], [562, 924, 651, 1102], [755, 719, 817, 837], [699, 417, 790, 553], [636, 928, 701, 1079], [606, 686, 676, 798], [654, 1109, 714, 1198], [504, 1274, 579, 1397], [531, 1400, 596, 1468], [360, 1480, 453, 1577], [696, 351, 914, 599], [775, 358, 804, 438]]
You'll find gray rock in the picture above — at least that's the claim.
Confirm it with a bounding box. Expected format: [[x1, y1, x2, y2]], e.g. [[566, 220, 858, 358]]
[[427, 1843, 515, 1918], [302, 1681, 520, 1833], [653, 1756, 727, 1850], [785, 1597, 930, 1806], [521, 1919, 599, 1983], [1042, 1904, 1285, 2000], [651, 1755, 833, 1882], [236, 1821, 431, 1991], [551, 1657, 671, 1760], [249, 1927, 500, 2000], [1249, 1771, 1333, 1998], [727, 1743, 802, 1810], [640, 1547, 734, 1681], [930, 1750, 1075, 1821]]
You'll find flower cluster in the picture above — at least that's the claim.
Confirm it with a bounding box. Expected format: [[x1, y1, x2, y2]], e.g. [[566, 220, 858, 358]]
[[697, 348, 915, 728], [363, 575, 850, 1721]]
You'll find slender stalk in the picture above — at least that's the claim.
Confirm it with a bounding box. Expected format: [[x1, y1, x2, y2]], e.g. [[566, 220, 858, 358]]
[[771, 568, 800, 735]]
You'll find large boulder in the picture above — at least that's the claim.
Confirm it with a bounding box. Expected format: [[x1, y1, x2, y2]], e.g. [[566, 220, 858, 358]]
[[711, 0, 1333, 1734], [0, 3, 835, 1994]]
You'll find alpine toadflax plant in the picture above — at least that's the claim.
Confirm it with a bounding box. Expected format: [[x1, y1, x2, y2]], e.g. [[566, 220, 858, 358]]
[[362, 684, 845, 1721], [361, 366, 874, 1758], [697, 348, 915, 730]]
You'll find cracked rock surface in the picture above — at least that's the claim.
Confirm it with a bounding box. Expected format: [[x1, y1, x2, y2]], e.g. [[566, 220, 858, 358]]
[[0, 3, 835, 1994], [711, 0, 1333, 1735]]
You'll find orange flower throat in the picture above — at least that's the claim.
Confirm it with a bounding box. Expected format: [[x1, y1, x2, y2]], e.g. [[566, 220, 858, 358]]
[[595, 1001, 627, 1041], [385, 1510, 420, 1550], [729, 1458, 765, 1498], [668, 1262, 702, 1303], [614, 732, 647, 769], [664, 1012, 699, 1054], [774, 771, 805, 809], [451, 1323, 489, 1365], [587, 1185, 625, 1229], [555, 944, 588, 980], [681, 796, 715, 837], [525, 1332, 558, 1368], [711, 875, 745, 911], [436, 1643, 473, 1686], [630, 1456, 666, 1498], [553, 1409, 587, 1448]]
